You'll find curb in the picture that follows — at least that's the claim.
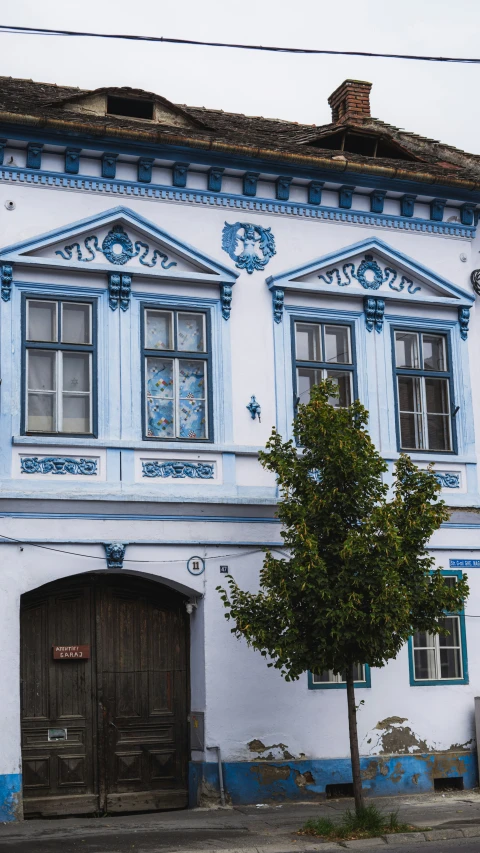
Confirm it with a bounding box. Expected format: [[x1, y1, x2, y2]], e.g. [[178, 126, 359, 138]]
[[207, 827, 480, 852]]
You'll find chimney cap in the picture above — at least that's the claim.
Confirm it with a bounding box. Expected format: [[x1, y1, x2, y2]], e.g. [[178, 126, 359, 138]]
[[328, 79, 373, 124]]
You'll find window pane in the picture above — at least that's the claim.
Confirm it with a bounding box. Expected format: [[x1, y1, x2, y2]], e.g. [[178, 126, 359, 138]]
[[297, 368, 321, 404], [398, 376, 423, 449], [326, 370, 352, 407], [177, 313, 205, 352], [352, 664, 365, 682], [27, 301, 57, 342], [425, 378, 449, 415], [438, 617, 460, 647], [62, 303, 91, 344], [439, 648, 461, 679], [27, 393, 55, 432], [414, 647, 437, 680], [427, 415, 451, 452], [179, 400, 207, 439], [28, 351, 56, 391], [325, 326, 351, 364], [398, 376, 422, 412], [62, 395, 90, 433], [423, 335, 446, 372], [296, 324, 321, 362], [62, 353, 90, 393], [145, 310, 173, 350], [443, 576, 457, 590], [400, 414, 423, 450], [178, 360, 206, 399], [395, 332, 419, 369], [313, 671, 337, 683], [146, 358, 174, 399], [147, 398, 175, 437], [413, 629, 436, 648]]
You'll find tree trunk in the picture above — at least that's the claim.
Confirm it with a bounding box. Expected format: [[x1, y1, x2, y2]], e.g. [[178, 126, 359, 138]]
[[346, 664, 364, 812]]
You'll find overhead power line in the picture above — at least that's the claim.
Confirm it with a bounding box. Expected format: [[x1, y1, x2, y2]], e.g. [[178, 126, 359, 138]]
[[0, 24, 479, 64]]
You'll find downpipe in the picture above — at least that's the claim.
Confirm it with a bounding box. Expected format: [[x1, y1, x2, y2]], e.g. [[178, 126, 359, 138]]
[[207, 745, 226, 806]]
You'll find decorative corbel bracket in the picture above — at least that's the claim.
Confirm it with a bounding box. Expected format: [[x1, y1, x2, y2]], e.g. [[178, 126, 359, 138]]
[[459, 306, 470, 341], [108, 273, 132, 311], [1, 264, 13, 302], [105, 542, 127, 569], [272, 288, 284, 323], [220, 284, 233, 320], [364, 296, 385, 333]]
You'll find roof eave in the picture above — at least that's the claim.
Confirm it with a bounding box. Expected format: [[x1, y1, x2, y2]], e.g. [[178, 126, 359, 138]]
[[0, 109, 479, 193]]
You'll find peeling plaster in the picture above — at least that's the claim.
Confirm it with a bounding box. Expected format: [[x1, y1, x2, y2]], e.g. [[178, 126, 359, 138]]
[[247, 740, 294, 761], [294, 769, 315, 788], [364, 718, 475, 757]]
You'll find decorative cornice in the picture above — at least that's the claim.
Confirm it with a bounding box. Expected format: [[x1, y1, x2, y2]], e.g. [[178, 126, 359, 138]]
[[435, 472, 460, 489], [142, 460, 215, 479], [0, 167, 474, 239], [20, 456, 98, 475]]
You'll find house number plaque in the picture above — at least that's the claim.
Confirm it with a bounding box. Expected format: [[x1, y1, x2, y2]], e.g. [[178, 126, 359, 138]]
[[52, 644, 90, 660]]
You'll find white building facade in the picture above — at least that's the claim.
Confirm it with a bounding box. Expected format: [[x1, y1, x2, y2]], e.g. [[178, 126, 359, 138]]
[[0, 77, 480, 819]]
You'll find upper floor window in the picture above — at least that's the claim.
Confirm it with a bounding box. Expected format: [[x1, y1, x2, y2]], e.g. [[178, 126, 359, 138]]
[[394, 330, 452, 452], [309, 664, 370, 689], [410, 575, 468, 685], [24, 298, 94, 435], [143, 307, 211, 441], [294, 322, 354, 408]]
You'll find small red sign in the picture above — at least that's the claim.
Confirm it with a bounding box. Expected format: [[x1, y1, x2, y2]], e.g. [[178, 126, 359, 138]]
[[52, 644, 90, 660]]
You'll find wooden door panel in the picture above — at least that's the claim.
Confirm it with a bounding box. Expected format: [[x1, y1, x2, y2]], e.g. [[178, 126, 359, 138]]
[[101, 578, 188, 811], [21, 582, 96, 816]]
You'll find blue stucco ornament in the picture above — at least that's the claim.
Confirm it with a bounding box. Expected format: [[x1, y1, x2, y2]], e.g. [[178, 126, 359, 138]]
[[222, 222, 276, 274], [318, 254, 420, 295], [55, 224, 178, 269]]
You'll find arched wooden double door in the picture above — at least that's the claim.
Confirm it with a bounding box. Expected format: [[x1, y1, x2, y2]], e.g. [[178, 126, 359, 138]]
[[20, 573, 189, 817]]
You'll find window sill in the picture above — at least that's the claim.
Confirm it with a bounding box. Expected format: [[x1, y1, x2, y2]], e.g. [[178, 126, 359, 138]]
[[12, 436, 263, 455], [410, 678, 469, 687]]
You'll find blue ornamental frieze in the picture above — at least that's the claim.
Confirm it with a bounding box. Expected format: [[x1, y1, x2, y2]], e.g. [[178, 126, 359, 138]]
[[318, 254, 421, 294], [55, 224, 178, 269], [20, 456, 98, 475], [434, 472, 460, 489], [142, 461, 215, 479], [222, 222, 276, 274]]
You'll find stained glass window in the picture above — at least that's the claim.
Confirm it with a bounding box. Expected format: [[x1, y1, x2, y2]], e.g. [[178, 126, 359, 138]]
[[144, 308, 209, 440]]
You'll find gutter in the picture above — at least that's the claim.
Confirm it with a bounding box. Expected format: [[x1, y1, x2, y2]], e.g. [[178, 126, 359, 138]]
[[0, 110, 479, 192]]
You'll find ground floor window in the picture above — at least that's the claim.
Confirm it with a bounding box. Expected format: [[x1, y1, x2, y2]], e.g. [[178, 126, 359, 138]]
[[308, 664, 370, 689], [409, 573, 468, 685]]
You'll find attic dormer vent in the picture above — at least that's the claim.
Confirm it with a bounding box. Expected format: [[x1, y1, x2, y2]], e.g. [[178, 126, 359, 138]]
[[107, 95, 154, 120]]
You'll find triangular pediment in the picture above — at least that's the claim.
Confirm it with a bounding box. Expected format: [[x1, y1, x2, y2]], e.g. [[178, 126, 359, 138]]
[[0, 207, 238, 285], [267, 238, 474, 307]]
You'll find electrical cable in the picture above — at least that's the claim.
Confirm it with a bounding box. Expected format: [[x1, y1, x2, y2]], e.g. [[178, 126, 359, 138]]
[[0, 529, 289, 563], [0, 25, 478, 64]]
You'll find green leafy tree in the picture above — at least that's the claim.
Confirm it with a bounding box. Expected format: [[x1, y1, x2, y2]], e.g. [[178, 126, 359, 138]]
[[217, 381, 468, 810]]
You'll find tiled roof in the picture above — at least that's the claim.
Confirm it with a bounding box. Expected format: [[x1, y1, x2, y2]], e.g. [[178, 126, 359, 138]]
[[0, 77, 479, 187]]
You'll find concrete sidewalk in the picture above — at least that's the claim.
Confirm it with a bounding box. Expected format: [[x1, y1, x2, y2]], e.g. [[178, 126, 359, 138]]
[[2, 791, 480, 851]]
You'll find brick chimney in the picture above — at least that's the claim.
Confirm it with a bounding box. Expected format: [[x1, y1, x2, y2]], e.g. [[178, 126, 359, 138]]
[[328, 79, 372, 123]]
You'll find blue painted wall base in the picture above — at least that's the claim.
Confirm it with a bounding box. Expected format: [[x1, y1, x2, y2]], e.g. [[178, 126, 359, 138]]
[[189, 753, 477, 805], [0, 774, 22, 821]]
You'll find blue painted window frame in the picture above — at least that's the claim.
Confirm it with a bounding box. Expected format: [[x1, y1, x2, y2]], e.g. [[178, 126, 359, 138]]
[[21, 293, 98, 438], [408, 570, 468, 686], [391, 324, 457, 455], [308, 666, 371, 690], [140, 302, 214, 443], [290, 316, 358, 415]]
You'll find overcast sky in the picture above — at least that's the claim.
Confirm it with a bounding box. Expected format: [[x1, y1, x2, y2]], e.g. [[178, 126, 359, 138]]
[[1, 0, 479, 153]]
